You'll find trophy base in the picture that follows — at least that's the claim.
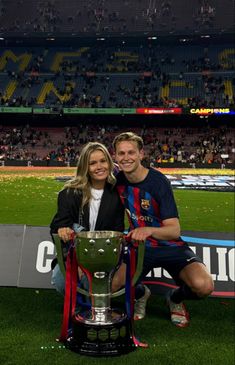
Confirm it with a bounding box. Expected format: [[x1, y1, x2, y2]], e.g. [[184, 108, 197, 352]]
[[66, 313, 136, 356]]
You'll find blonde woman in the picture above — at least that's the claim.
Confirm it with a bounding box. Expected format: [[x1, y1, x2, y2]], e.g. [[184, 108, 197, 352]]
[[50, 142, 124, 294]]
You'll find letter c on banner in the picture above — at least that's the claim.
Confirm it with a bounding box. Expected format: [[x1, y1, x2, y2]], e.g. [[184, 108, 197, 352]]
[[36, 241, 55, 273]]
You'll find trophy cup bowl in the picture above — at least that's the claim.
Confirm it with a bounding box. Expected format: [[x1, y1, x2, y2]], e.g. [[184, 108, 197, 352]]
[[67, 231, 136, 356]]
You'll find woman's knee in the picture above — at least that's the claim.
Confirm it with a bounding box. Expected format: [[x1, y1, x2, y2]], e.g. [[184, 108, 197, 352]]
[[51, 264, 65, 295]]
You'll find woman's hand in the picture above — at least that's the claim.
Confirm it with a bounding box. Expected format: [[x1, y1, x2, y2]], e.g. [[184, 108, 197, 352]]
[[58, 227, 74, 242]]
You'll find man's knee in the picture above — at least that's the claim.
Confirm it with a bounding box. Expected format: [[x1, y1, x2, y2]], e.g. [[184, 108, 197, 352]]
[[190, 275, 214, 297], [112, 275, 123, 292], [112, 263, 126, 292], [180, 262, 214, 298]]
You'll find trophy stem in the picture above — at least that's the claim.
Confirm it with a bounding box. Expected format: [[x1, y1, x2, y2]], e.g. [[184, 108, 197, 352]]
[[90, 274, 112, 323]]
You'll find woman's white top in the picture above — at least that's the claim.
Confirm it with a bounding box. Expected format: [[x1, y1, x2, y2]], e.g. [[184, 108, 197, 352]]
[[89, 188, 104, 231]]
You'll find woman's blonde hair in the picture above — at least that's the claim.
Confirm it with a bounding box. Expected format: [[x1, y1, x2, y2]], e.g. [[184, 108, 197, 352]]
[[64, 142, 116, 209]]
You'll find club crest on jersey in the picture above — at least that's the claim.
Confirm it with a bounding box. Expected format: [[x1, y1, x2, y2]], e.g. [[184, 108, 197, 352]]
[[141, 199, 150, 210]]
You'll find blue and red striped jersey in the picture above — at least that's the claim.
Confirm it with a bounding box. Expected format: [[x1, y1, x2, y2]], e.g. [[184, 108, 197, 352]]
[[116, 168, 186, 247]]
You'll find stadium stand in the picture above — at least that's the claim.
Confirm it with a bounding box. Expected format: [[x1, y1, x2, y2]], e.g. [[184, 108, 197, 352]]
[[0, 44, 234, 108], [0, 1, 234, 109], [0, 1, 234, 167], [0, 123, 234, 166]]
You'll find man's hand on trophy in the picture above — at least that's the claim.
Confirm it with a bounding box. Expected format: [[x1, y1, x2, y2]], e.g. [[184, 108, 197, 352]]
[[58, 227, 74, 242], [126, 227, 153, 242]]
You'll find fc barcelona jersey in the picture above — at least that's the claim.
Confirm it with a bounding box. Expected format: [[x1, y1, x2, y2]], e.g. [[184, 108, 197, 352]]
[[116, 168, 186, 248]]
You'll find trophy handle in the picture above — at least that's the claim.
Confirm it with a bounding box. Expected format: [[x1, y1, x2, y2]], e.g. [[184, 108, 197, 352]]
[[52, 233, 89, 297], [52, 233, 145, 298]]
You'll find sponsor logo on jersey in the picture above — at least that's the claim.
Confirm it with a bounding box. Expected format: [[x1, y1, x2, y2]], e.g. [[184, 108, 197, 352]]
[[126, 208, 153, 223]]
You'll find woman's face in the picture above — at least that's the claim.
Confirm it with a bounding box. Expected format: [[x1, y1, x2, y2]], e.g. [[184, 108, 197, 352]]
[[88, 149, 109, 188]]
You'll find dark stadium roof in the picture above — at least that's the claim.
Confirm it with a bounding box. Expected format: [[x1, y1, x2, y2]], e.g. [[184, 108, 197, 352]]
[[0, 0, 234, 46]]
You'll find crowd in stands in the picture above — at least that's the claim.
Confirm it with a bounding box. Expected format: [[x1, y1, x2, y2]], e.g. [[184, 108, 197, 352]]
[[0, 124, 234, 166], [0, 44, 234, 109], [0, 0, 233, 35], [193, 0, 216, 28]]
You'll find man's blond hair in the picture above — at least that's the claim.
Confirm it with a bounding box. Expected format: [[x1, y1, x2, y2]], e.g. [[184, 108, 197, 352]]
[[113, 132, 144, 151]]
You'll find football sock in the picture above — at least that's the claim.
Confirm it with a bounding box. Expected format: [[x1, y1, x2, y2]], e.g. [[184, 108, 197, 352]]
[[170, 284, 201, 304], [135, 284, 146, 300]]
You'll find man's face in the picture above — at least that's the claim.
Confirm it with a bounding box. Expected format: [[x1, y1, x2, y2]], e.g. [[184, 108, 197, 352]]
[[115, 140, 144, 174]]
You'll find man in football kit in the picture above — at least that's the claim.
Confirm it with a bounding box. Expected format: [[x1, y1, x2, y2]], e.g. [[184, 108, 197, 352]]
[[112, 132, 214, 327]]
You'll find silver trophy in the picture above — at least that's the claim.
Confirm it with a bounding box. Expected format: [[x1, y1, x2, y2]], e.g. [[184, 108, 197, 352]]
[[75, 231, 124, 325], [53, 231, 145, 356]]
